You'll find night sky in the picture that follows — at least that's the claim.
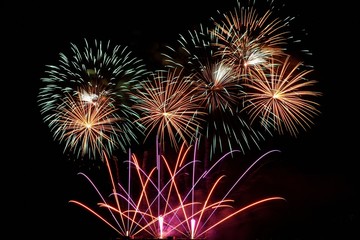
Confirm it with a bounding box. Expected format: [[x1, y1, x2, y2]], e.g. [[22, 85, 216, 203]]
[[6, 0, 358, 239]]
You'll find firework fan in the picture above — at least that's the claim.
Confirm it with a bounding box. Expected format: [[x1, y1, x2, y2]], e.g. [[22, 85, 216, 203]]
[[38, 38, 149, 161], [162, 22, 270, 160], [132, 67, 207, 152], [241, 55, 322, 137], [211, 0, 293, 79]]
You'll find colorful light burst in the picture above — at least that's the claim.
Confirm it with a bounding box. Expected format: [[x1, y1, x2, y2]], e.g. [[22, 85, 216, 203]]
[[241, 55, 321, 136], [50, 88, 124, 160], [132, 67, 207, 151], [37, 1, 323, 239], [162, 22, 270, 160], [211, 0, 291, 77], [38, 39, 149, 160], [69, 142, 286, 239]]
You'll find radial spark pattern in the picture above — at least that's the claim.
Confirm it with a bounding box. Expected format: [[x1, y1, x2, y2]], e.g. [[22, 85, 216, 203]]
[[51, 89, 124, 160], [38, 39, 149, 160], [241, 55, 321, 136], [212, 0, 291, 78], [132, 67, 207, 151]]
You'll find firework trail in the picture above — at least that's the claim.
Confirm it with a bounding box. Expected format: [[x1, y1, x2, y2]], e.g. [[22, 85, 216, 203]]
[[38, 39, 149, 160], [241, 55, 322, 136], [132, 67, 207, 151]]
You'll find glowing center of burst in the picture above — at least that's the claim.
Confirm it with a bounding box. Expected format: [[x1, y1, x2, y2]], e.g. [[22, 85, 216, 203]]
[[162, 112, 172, 118], [272, 92, 281, 99]]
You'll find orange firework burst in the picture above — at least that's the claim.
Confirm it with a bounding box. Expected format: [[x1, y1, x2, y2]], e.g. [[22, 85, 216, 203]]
[[133, 67, 207, 151], [241, 55, 322, 136], [212, 0, 290, 78], [52, 87, 124, 160]]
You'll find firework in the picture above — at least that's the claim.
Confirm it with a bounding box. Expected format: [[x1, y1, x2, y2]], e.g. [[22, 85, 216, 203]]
[[211, 0, 292, 78], [162, 22, 270, 159], [38, 39, 149, 160], [241, 55, 322, 136], [49, 88, 126, 160], [69, 142, 286, 239], [132, 67, 207, 151], [191, 61, 269, 158]]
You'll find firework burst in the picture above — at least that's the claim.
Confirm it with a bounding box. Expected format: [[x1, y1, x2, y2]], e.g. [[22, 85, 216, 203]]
[[191, 61, 269, 158], [162, 22, 270, 159], [211, 0, 292, 78], [51, 89, 124, 160], [241, 55, 321, 136], [38, 39, 149, 160], [132, 67, 207, 151]]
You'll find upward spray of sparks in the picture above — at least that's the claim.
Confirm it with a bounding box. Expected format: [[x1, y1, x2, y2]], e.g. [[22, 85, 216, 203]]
[[69, 141, 286, 239]]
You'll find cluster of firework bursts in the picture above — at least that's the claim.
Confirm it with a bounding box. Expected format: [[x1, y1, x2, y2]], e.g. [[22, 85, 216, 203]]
[[38, 0, 321, 239]]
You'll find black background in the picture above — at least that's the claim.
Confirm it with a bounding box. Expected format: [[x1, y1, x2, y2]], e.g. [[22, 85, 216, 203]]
[[5, 0, 358, 239]]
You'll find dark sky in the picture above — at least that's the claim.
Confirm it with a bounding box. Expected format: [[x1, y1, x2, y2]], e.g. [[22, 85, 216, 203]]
[[6, 0, 358, 239]]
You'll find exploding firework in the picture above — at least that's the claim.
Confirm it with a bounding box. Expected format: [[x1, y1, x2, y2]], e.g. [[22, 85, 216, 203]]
[[211, 0, 292, 78], [69, 141, 286, 239], [132, 67, 207, 151], [50, 88, 125, 160], [191, 61, 269, 159], [38, 39, 149, 160], [162, 22, 270, 159], [241, 55, 322, 136]]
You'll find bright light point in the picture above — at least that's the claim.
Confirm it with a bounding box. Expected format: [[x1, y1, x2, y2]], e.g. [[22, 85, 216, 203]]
[[159, 215, 164, 239], [81, 92, 98, 103], [191, 218, 196, 239]]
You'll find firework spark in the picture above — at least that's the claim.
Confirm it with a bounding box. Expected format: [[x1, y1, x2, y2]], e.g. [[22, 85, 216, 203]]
[[241, 55, 321, 136], [132, 67, 207, 151], [69, 142, 286, 239], [38, 39, 148, 160]]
